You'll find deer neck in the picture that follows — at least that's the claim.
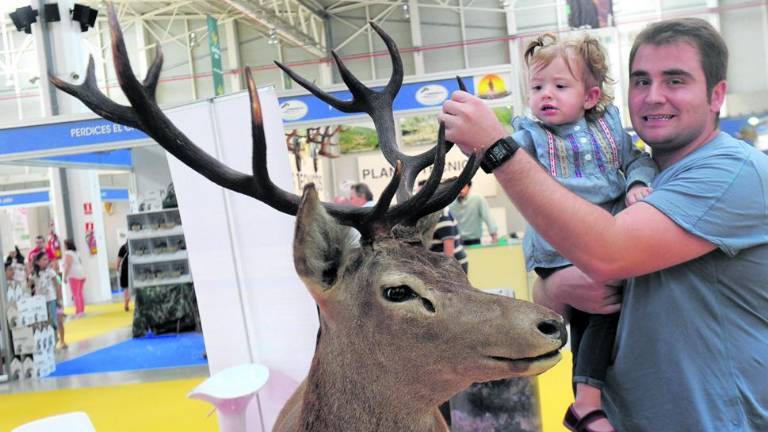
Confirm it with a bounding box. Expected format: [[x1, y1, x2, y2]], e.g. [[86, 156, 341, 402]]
[[297, 333, 445, 432]]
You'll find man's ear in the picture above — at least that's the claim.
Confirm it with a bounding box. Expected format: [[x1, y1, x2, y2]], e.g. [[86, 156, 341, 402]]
[[583, 86, 601, 110], [709, 80, 727, 113], [293, 184, 352, 303]]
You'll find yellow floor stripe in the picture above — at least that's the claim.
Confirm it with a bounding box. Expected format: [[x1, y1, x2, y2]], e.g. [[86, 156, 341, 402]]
[[62, 302, 133, 345], [0, 378, 220, 431]]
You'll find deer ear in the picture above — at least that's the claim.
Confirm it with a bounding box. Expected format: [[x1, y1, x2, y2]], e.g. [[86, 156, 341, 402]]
[[293, 184, 352, 299]]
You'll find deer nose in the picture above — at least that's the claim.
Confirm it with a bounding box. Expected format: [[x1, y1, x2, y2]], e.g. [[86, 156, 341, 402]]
[[537, 319, 567, 346]]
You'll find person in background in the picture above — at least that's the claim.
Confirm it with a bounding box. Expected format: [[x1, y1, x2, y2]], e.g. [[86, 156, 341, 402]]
[[348, 183, 375, 207], [5, 245, 24, 266], [31, 251, 66, 349], [62, 239, 87, 317], [418, 179, 469, 273], [449, 181, 498, 245], [117, 240, 130, 312], [440, 17, 768, 432], [26, 235, 54, 274]]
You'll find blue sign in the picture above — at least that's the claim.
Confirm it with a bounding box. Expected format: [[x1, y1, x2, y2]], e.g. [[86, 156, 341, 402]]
[[101, 188, 129, 201], [0, 118, 147, 157], [278, 76, 475, 123], [37, 149, 133, 167], [0, 190, 50, 207]]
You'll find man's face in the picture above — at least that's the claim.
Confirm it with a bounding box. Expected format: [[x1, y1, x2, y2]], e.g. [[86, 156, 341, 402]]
[[34, 238, 44, 249], [628, 42, 725, 165], [458, 185, 471, 199], [348, 192, 366, 207]]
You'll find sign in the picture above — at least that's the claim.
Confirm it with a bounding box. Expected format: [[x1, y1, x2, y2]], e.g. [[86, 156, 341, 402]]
[[0, 191, 50, 207], [278, 77, 475, 123], [356, 146, 497, 200], [100, 188, 130, 201], [207, 16, 225, 96], [0, 118, 146, 158], [85, 222, 94, 232], [83, 202, 93, 215]]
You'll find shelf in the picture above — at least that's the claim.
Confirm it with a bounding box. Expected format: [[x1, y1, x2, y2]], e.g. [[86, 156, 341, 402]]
[[131, 250, 188, 265], [127, 225, 184, 240], [133, 274, 193, 289], [127, 208, 180, 217]]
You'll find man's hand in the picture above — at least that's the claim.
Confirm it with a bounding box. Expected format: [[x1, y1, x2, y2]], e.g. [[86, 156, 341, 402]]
[[439, 91, 507, 155], [625, 184, 652, 206], [540, 266, 622, 315]]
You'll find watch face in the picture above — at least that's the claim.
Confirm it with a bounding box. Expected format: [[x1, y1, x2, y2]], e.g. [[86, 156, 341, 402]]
[[490, 144, 505, 161]]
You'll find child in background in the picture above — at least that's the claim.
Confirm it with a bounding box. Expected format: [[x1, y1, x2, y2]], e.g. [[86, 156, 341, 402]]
[[510, 34, 657, 432], [31, 251, 67, 349]]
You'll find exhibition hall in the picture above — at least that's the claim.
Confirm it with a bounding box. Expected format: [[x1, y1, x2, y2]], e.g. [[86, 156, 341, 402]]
[[0, 0, 766, 431]]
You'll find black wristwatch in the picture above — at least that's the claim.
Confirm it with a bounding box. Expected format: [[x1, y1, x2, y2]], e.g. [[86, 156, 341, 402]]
[[480, 136, 520, 173]]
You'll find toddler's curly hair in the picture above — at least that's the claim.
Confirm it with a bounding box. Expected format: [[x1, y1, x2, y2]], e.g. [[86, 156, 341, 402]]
[[524, 33, 614, 121]]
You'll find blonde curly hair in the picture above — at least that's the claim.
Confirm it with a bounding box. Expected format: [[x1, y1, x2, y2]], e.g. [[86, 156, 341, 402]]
[[524, 33, 614, 121]]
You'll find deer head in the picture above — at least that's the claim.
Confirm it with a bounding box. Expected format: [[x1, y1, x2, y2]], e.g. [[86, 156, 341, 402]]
[[51, 4, 566, 431]]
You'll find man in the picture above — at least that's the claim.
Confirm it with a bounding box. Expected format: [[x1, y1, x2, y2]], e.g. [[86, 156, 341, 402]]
[[348, 182, 375, 207], [417, 179, 469, 273], [439, 18, 767, 432], [448, 181, 498, 245], [26, 235, 56, 274]]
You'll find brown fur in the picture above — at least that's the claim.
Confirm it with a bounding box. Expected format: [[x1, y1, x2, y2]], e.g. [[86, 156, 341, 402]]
[[277, 187, 566, 431]]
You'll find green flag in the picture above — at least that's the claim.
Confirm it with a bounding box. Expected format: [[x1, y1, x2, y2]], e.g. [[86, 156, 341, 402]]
[[207, 16, 224, 96]]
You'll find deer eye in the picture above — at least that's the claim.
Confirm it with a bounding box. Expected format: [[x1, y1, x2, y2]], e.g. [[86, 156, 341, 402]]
[[383, 285, 416, 302]]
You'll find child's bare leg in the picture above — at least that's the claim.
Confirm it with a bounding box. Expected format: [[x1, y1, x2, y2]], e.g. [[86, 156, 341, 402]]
[[572, 383, 614, 431], [57, 314, 68, 349], [123, 288, 130, 311]]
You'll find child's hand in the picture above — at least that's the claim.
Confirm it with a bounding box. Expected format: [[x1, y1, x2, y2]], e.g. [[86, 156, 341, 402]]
[[625, 184, 652, 206]]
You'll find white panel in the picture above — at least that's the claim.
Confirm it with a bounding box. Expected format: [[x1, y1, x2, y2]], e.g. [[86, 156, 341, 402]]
[[164, 88, 315, 432]]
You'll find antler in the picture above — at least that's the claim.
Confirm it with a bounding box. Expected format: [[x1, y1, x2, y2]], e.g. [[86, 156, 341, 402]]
[[50, 2, 479, 242], [276, 22, 471, 200]]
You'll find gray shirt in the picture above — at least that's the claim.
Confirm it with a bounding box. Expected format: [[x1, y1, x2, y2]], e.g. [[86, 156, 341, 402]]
[[449, 194, 497, 241], [604, 132, 768, 431]]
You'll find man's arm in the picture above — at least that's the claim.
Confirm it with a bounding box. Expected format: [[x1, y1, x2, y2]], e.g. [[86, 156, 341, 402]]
[[441, 91, 715, 282]]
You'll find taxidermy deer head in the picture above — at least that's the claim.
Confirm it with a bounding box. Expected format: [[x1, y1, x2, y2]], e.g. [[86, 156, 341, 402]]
[[51, 4, 566, 431]]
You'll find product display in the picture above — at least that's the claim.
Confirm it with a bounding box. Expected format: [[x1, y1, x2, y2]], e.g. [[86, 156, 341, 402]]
[[125, 208, 199, 337]]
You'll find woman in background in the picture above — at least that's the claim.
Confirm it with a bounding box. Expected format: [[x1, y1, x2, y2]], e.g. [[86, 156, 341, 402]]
[[62, 239, 87, 317], [31, 251, 67, 349]]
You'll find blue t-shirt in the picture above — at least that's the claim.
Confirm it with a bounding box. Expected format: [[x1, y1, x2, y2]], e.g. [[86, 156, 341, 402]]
[[512, 105, 658, 270], [604, 132, 768, 431]]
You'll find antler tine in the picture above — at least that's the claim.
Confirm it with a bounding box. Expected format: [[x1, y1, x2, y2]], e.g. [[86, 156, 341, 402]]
[[368, 21, 404, 98], [386, 128, 447, 222], [399, 75, 470, 186], [360, 161, 404, 240], [49, 56, 141, 129], [405, 152, 481, 226], [275, 60, 361, 113]]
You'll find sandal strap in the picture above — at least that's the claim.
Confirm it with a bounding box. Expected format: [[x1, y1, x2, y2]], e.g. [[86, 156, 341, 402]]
[[575, 409, 608, 431]]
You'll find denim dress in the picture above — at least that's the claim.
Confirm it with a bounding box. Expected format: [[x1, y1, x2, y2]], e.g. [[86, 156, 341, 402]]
[[511, 105, 658, 271]]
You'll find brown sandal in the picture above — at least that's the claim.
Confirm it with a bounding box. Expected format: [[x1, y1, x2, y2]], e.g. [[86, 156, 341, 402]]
[[563, 404, 614, 432]]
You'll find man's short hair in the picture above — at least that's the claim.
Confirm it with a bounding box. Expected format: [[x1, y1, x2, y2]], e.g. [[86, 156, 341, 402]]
[[352, 183, 373, 202], [629, 18, 728, 100]]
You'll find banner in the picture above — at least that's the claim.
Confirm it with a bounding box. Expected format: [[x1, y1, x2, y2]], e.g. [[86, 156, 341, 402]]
[[207, 16, 225, 96]]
